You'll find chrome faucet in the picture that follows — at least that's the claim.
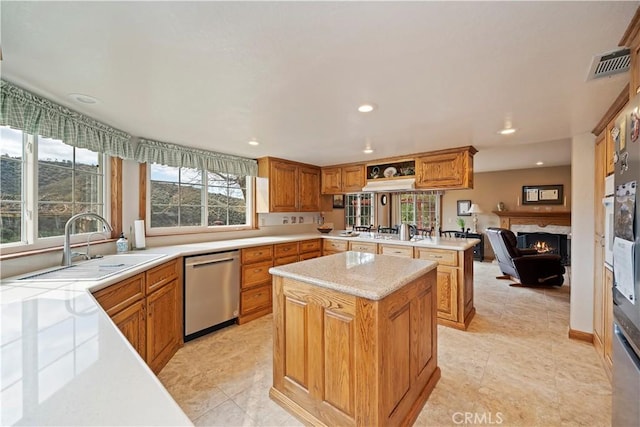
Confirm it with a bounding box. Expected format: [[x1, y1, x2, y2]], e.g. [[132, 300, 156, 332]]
[[62, 213, 113, 266], [86, 232, 109, 260]]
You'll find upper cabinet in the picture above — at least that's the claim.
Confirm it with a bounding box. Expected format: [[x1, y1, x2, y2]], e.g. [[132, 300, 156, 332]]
[[415, 146, 477, 190], [258, 157, 321, 212], [320, 146, 476, 194], [620, 8, 640, 98], [321, 165, 365, 194]]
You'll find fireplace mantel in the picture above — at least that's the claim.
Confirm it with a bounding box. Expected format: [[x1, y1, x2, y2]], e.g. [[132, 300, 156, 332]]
[[492, 210, 571, 229]]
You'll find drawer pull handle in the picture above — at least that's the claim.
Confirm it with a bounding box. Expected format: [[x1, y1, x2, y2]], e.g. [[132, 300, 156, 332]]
[[433, 255, 443, 259]]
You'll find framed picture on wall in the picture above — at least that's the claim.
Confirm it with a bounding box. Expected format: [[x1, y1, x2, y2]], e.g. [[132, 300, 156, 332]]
[[522, 184, 563, 205], [457, 200, 472, 216], [332, 194, 345, 209]]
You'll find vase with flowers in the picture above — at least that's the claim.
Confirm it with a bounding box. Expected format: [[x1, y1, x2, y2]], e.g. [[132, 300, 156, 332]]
[[456, 217, 466, 232]]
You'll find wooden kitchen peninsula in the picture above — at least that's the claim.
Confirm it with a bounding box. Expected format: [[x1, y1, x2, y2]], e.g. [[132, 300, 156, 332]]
[[269, 252, 440, 426]]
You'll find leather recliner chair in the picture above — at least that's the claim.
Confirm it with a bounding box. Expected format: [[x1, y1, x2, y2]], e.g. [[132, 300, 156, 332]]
[[485, 227, 565, 286]]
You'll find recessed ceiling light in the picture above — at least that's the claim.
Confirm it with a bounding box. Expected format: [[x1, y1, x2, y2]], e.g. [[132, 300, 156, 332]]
[[69, 93, 98, 104], [363, 147, 374, 154], [358, 103, 376, 113], [248, 140, 259, 146], [536, 161, 544, 166], [498, 128, 517, 135]]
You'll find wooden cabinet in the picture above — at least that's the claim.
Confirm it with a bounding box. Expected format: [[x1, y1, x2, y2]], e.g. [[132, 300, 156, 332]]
[[378, 244, 413, 258], [92, 259, 182, 374], [299, 166, 321, 211], [298, 238, 321, 260], [321, 165, 365, 194], [271, 268, 439, 426], [239, 245, 274, 324], [414, 247, 475, 330], [415, 146, 477, 189], [110, 300, 146, 357], [342, 165, 366, 192], [349, 241, 377, 254], [258, 157, 321, 212], [620, 10, 640, 99], [323, 238, 348, 255], [321, 167, 342, 194], [146, 276, 180, 374]]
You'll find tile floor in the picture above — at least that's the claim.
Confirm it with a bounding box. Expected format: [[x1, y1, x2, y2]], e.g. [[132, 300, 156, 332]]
[[158, 261, 611, 426]]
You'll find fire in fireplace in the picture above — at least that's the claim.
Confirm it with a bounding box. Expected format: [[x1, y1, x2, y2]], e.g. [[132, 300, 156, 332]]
[[516, 232, 570, 266]]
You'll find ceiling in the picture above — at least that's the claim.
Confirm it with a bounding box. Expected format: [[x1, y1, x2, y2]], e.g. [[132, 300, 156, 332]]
[[1, 1, 637, 172]]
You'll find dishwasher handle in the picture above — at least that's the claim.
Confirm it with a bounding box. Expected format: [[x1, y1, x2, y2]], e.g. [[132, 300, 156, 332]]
[[188, 258, 236, 268]]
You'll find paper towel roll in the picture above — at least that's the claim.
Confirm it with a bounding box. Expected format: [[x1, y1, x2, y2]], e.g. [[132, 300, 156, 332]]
[[134, 220, 146, 249]]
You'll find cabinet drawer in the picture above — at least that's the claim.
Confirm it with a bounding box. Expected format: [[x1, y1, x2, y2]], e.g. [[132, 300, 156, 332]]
[[349, 241, 378, 254], [299, 239, 321, 253], [275, 255, 299, 266], [241, 245, 274, 263], [242, 260, 273, 289], [146, 259, 179, 294], [323, 239, 348, 253], [299, 251, 321, 261], [378, 244, 413, 258], [275, 242, 299, 258], [93, 273, 145, 316], [414, 248, 458, 267], [241, 285, 272, 315]]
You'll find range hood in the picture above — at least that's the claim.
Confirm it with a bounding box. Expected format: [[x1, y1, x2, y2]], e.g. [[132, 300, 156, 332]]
[[362, 178, 416, 192]]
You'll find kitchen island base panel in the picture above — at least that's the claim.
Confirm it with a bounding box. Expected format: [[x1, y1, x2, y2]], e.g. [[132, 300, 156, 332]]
[[438, 307, 476, 330], [271, 269, 439, 426]]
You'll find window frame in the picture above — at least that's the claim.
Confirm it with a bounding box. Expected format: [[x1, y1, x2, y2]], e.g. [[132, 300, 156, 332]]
[[397, 192, 441, 230], [0, 128, 115, 256], [140, 163, 255, 236], [344, 193, 375, 229]]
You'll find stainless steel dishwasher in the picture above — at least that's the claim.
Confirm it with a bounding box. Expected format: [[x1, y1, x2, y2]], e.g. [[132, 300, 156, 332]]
[[184, 250, 240, 341]]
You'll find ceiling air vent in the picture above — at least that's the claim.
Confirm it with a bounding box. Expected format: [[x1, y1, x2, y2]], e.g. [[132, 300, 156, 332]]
[[586, 48, 630, 81]]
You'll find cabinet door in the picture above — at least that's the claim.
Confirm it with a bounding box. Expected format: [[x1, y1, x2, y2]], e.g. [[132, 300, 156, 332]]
[[321, 167, 342, 194], [111, 300, 146, 358], [342, 165, 365, 193], [146, 279, 180, 374], [415, 151, 472, 189], [270, 161, 298, 212], [436, 266, 458, 322], [298, 166, 321, 211], [378, 244, 413, 258]]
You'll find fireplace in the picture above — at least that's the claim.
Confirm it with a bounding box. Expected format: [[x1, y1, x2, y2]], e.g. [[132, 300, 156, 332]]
[[517, 232, 570, 266]]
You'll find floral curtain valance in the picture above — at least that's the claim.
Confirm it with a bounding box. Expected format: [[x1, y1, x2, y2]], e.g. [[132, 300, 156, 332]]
[[0, 80, 133, 159], [135, 138, 258, 176]]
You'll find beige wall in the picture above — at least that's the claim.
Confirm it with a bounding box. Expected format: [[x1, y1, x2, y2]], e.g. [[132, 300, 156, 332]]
[[442, 165, 572, 258]]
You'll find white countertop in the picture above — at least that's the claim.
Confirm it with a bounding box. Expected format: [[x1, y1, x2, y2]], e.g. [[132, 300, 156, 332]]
[[321, 231, 480, 251], [0, 231, 472, 425], [269, 251, 438, 300]]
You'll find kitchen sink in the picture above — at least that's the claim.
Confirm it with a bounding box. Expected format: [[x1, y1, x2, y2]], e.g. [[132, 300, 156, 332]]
[[17, 253, 166, 281]]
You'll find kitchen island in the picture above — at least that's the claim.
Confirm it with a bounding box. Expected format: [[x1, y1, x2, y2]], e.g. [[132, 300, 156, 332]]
[[269, 251, 440, 427], [321, 232, 479, 330]]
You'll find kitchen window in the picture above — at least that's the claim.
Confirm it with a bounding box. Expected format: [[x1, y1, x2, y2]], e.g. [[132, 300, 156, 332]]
[[345, 193, 374, 228], [148, 163, 252, 231], [398, 192, 440, 229], [0, 126, 108, 247]]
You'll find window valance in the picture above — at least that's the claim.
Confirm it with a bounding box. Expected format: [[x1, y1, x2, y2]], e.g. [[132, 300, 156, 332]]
[[0, 80, 133, 159], [135, 138, 257, 176]]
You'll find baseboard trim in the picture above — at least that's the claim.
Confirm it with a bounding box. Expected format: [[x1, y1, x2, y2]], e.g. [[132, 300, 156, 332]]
[[568, 329, 593, 343]]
